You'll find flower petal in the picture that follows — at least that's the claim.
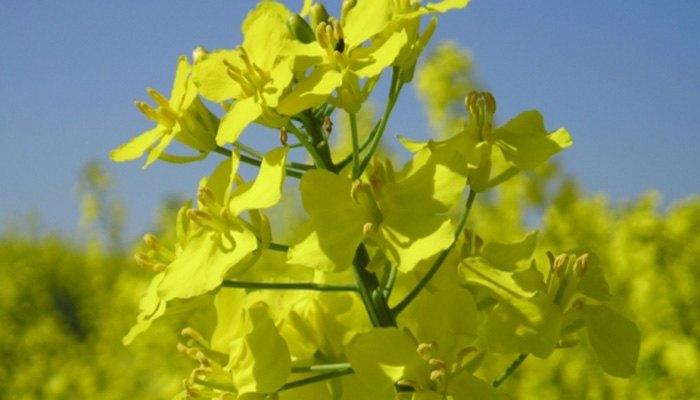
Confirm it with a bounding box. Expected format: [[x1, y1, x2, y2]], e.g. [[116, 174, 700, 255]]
[[216, 96, 263, 145], [229, 147, 289, 214], [277, 66, 343, 115]]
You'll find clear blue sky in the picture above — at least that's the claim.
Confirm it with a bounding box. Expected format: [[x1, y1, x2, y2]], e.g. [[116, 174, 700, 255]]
[[1, 1, 698, 241]]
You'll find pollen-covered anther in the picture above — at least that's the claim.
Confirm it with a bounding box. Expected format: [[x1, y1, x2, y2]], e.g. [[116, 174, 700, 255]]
[[429, 369, 446, 382], [177, 343, 198, 358], [197, 187, 219, 209], [183, 379, 201, 398], [417, 341, 439, 357], [396, 379, 420, 391], [573, 253, 590, 278], [135, 101, 161, 122], [192, 46, 207, 63], [546, 251, 556, 269], [182, 327, 208, 347], [456, 346, 478, 362], [465, 91, 479, 115], [553, 253, 570, 277], [316, 22, 328, 48], [362, 222, 376, 237], [187, 209, 211, 225], [153, 263, 167, 272], [428, 358, 446, 371], [143, 233, 162, 251], [134, 252, 154, 269], [190, 366, 213, 383], [350, 179, 364, 203], [196, 351, 211, 368], [482, 91, 496, 114]]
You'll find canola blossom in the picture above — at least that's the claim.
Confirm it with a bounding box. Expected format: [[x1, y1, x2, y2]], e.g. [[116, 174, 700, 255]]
[[111, 1, 639, 398]]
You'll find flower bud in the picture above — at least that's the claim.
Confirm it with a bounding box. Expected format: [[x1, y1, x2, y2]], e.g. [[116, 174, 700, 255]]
[[286, 13, 316, 44], [553, 253, 570, 277], [310, 3, 330, 28]]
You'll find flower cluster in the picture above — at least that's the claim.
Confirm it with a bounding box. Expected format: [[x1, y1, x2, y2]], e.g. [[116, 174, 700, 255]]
[[112, 1, 638, 399]]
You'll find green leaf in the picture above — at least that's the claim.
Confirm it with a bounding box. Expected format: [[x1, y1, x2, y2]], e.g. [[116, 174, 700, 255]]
[[583, 304, 640, 377], [345, 327, 429, 392], [481, 231, 538, 271], [491, 110, 572, 170], [485, 294, 562, 358]]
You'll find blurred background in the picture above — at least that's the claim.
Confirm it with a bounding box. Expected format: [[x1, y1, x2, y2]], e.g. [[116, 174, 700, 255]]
[[1, 1, 698, 399]]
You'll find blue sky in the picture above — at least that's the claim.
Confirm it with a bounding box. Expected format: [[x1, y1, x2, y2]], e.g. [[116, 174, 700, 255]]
[[1, 1, 698, 241]]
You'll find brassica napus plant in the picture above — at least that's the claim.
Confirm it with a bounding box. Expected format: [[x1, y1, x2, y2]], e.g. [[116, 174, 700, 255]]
[[112, 1, 639, 398]]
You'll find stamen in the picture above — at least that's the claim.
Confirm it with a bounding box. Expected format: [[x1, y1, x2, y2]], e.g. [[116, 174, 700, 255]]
[[573, 253, 590, 278], [147, 88, 171, 109], [552, 253, 570, 277], [482, 92, 496, 114], [396, 379, 420, 391], [135, 101, 160, 122], [350, 179, 364, 203], [316, 23, 328, 48], [323, 116, 333, 135], [362, 222, 376, 237], [192, 46, 207, 63], [428, 358, 446, 371]]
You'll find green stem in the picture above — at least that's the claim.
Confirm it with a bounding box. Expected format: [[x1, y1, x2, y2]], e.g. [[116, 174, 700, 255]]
[[287, 122, 330, 170], [300, 111, 336, 172], [336, 121, 380, 171], [492, 353, 529, 387], [357, 68, 404, 174], [352, 245, 396, 327], [278, 369, 355, 392], [215, 146, 304, 179], [221, 280, 358, 292], [291, 363, 352, 374], [391, 190, 477, 317], [349, 112, 360, 179], [487, 166, 520, 188], [232, 141, 263, 158]]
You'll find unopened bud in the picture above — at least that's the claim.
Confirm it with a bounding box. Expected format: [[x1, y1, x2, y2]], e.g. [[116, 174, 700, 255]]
[[310, 3, 330, 28], [286, 13, 316, 44], [573, 253, 590, 278], [279, 127, 288, 146]]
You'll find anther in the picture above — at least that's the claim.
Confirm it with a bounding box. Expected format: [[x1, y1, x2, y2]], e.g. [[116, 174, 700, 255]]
[[135, 101, 160, 122], [316, 23, 328, 48], [134, 252, 156, 270], [197, 187, 218, 209], [482, 92, 496, 114], [147, 88, 171, 109], [417, 342, 439, 357], [362, 222, 376, 237], [429, 369, 446, 382], [546, 251, 556, 269], [350, 179, 364, 203], [196, 351, 211, 368], [573, 253, 590, 278], [552, 253, 570, 277], [428, 358, 446, 371], [143, 233, 162, 251], [456, 346, 477, 362], [182, 327, 208, 346], [192, 46, 207, 63]]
